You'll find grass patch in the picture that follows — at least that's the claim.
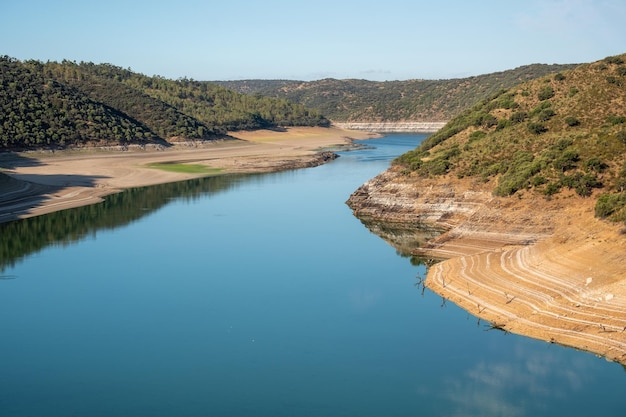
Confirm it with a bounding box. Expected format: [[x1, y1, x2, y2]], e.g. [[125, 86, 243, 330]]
[[146, 162, 222, 175]]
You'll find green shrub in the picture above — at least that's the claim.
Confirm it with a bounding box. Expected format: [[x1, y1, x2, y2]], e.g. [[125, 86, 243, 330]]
[[425, 158, 452, 175], [606, 76, 622, 86], [554, 73, 566, 81], [496, 119, 510, 131], [595, 192, 626, 220], [554, 138, 573, 150], [472, 113, 498, 128], [527, 122, 547, 134], [604, 56, 625, 65], [568, 87, 579, 97], [617, 131, 626, 144], [553, 150, 579, 171], [537, 108, 556, 121], [492, 152, 542, 196], [617, 66, 626, 77], [538, 86, 555, 101], [468, 130, 486, 142], [607, 115, 626, 125], [560, 172, 602, 196], [564, 116, 580, 127], [544, 182, 561, 196], [530, 175, 547, 187], [510, 111, 528, 123], [530, 101, 552, 116], [584, 158, 608, 173]]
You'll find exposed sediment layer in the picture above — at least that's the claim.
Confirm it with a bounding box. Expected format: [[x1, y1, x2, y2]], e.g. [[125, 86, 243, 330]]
[[333, 122, 447, 133], [347, 168, 626, 365]]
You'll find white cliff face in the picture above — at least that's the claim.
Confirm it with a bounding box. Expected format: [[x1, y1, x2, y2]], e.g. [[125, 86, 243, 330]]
[[346, 168, 555, 258], [333, 122, 446, 133]]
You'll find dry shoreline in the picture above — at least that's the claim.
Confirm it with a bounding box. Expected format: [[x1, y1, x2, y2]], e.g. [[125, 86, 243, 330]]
[[0, 127, 377, 223], [347, 169, 626, 366]]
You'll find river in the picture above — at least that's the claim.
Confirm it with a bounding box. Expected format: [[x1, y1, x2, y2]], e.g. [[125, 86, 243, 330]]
[[0, 134, 624, 416]]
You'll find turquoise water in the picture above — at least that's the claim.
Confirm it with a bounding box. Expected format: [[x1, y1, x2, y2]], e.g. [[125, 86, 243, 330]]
[[1, 134, 624, 416]]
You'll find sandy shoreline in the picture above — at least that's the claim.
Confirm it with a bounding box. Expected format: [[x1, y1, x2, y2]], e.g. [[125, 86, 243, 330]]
[[0, 127, 377, 223]]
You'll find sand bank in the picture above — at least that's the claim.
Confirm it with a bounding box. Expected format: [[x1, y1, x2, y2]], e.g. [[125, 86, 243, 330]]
[[0, 127, 376, 223]]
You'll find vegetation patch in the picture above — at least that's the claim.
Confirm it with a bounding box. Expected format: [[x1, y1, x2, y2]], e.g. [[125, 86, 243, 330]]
[[146, 163, 221, 175]]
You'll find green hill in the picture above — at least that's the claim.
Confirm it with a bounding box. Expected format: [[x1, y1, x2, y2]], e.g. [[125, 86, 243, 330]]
[[393, 54, 626, 223], [214, 64, 578, 122], [0, 57, 329, 150]]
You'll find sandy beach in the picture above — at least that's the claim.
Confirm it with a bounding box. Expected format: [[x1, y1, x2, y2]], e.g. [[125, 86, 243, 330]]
[[0, 127, 376, 223]]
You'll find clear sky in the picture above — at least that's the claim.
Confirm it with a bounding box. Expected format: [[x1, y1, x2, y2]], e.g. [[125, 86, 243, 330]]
[[1, 0, 625, 81]]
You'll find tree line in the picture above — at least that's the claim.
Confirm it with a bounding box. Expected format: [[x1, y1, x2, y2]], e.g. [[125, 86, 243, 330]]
[[0, 57, 329, 150]]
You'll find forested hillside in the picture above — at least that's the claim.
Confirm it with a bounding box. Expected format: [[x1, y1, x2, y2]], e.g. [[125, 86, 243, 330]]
[[0, 57, 329, 150], [215, 64, 577, 122], [393, 54, 626, 222]]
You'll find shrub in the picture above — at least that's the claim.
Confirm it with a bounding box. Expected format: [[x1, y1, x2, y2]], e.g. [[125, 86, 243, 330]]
[[496, 119, 510, 131], [510, 111, 528, 123], [604, 56, 625, 65], [530, 175, 547, 187], [537, 108, 556, 121], [544, 182, 561, 196], [607, 115, 626, 125], [468, 130, 486, 142], [554, 73, 566, 81], [568, 87, 579, 97], [564, 116, 580, 127], [530, 101, 552, 116], [617, 66, 626, 77], [595, 192, 626, 219], [584, 158, 608, 173], [554, 138, 573, 151], [561, 172, 602, 196], [617, 131, 626, 144], [606, 76, 622, 86], [538, 86, 555, 101], [527, 122, 547, 135], [426, 158, 452, 176], [553, 150, 579, 171], [472, 113, 498, 128], [492, 153, 541, 196]]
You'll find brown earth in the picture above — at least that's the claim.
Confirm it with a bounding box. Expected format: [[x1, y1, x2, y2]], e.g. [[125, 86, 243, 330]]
[[347, 168, 626, 365], [0, 127, 377, 223]]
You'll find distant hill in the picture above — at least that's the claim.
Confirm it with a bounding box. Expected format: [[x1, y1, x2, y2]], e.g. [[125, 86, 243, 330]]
[[0, 57, 329, 150], [214, 64, 578, 122], [393, 54, 626, 222]]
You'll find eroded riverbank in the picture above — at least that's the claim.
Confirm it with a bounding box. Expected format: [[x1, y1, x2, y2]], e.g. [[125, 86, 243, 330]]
[[347, 167, 626, 364]]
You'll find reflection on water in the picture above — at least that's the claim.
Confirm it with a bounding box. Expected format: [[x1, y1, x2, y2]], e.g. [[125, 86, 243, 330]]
[[0, 174, 252, 272], [356, 216, 443, 266]]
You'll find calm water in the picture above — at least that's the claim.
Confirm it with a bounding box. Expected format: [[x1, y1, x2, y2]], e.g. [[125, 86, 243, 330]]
[[1, 134, 625, 416]]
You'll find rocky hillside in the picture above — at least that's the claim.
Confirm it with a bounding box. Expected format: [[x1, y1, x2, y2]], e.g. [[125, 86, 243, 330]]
[[215, 63, 577, 122], [393, 54, 626, 223], [346, 54, 626, 364]]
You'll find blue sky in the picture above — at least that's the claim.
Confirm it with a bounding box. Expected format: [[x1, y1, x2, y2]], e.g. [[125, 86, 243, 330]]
[[1, 0, 625, 81]]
